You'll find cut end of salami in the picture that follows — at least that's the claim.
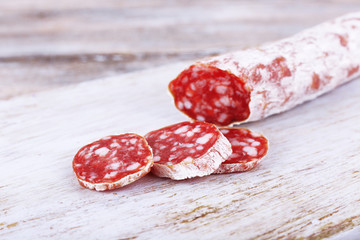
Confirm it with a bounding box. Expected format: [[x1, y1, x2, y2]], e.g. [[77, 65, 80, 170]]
[[169, 64, 251, 126], [214, 128, 268, 174], [72, 134, 154, 191], [145, 121, 232, 180], [169, 12, 360, 126]]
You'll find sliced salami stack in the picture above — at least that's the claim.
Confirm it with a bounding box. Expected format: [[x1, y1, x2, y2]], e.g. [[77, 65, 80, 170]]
[[72, 122, 269, 191]]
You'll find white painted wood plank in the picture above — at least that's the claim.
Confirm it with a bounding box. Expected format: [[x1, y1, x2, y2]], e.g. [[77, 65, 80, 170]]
[[3, 0, 360, 100], [0, 62, 360, 239], [330, 226, 360, 240]]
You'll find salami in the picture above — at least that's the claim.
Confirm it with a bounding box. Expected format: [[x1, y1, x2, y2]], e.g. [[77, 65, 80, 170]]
[[72, 134, 153, 191], [214, 128, 268, 174], [169, 12, 360, 126], [145, 121, 232, 180]]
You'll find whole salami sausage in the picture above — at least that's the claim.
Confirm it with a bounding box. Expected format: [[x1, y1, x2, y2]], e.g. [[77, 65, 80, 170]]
[[169, 12, 360, 126], [145, 121, 232, 180], [73, 134, 153, 191], [214, 128, 268, 174]]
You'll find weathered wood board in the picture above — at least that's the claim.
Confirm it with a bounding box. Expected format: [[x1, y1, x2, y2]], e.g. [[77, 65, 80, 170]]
[[1, 62, 360, 239], [2, 0, 360, 100]]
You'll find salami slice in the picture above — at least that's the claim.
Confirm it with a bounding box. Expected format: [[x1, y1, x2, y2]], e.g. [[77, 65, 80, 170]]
[[145, 121, 232, 180], [214, 128, 268, 174], [72, 134, 153, 191], [169, 12, 360, 126]]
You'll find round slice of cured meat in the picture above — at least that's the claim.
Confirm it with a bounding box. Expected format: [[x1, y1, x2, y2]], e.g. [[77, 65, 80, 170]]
[[145, 121, 232, 180], [214, 128, 268, 174], [73, 133, 154, 191]]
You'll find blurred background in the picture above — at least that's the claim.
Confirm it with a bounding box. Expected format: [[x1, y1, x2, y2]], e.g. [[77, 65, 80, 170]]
[[1, 0, 360, 100]]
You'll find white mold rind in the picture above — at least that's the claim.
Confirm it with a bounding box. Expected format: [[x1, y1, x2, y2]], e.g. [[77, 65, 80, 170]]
[[151, 132, 232, 180]]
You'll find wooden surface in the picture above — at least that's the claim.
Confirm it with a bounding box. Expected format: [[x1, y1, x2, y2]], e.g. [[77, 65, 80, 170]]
[[2, 0, 360, 100], [1, 0, 360, 239], [1, 62, 360, 239]]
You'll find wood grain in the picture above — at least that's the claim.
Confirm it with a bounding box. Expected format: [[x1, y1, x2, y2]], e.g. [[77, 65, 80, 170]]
[[2, 0, 360, 99], [0, 62, 359, 239]]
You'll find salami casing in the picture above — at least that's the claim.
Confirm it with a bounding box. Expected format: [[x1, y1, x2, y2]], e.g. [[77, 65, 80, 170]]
[[214, 128, 268, 174], [73, 134, 153, 191], [169, 12, 360, 126], [145, 121, 232, 180]]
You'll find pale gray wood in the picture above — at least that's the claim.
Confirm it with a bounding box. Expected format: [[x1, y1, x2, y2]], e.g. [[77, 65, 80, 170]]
[[0, 62, 359, 239], [2, 0, 360, 99]]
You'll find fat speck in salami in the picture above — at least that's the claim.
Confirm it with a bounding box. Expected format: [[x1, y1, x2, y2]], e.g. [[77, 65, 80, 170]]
[[73, 134, 154, 191], [214, 128, 268, 174], [145, 121, 232, 180]]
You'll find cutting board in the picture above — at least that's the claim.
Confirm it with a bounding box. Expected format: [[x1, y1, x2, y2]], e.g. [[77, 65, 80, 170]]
[[1, 62, 360, 239]]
